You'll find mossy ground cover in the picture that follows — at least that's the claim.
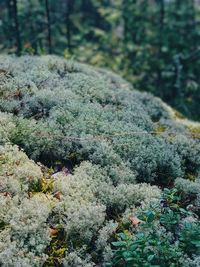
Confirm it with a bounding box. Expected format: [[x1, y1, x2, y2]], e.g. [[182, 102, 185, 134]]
[[0, 56, 199, 266]]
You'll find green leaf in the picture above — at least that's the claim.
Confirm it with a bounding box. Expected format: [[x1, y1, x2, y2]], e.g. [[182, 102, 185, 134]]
[[112, 241, 125, 247], [118, 233, 129, 240], [130, 244, 138, 251], [147, 254, 155, 262], [126, 257, 134, 262], [123, 251, 132, 258], [191, 240, 200, 246]]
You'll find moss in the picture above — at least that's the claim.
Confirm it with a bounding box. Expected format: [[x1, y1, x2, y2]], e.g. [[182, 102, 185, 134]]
[[185, 173, 197, 182], [188, 125, 200, 138], [0, 55, 199, 266], [44, 228, 67, 267], [155, 125, 166, 134], [174, 110, 186, 119], [40, 177, 55, 193]]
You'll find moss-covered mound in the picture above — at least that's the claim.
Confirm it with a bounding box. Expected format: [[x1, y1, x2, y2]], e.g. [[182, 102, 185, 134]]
[[0, 55, 199, 266]]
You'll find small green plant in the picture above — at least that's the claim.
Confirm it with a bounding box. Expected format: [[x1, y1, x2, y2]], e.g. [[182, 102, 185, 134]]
[[44, 227, 67, 267], [109, 189, 200, 267], [179, 222, 200, 256]]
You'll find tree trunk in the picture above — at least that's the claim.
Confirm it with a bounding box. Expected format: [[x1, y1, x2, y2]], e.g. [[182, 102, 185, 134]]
[[6, 0, 13, 48], [157, 0, 165, 90], [13, 0, 21, 55], [65, 0, 73, 52], [45, 0, 52, 54], [122, 0, 128, 44], [28, 0, 38, 54]]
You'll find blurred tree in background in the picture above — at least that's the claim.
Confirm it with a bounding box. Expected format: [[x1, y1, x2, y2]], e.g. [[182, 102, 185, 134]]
[[0, 0, 200, 120]]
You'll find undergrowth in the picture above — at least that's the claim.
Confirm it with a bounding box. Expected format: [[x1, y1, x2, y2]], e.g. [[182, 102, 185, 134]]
[[0, 55, 199, 266]]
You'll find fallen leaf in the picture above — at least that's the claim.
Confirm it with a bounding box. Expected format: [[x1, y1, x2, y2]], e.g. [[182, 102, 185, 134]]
[[2, 192, 11, 197], [130, 216, 142, 226], [49, 228, 58, 236], [54, 191, 61, 200]]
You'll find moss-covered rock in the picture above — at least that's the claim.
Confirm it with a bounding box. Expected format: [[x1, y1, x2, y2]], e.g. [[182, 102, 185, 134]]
[[0, 55, 199, 266], [0, 55, 199, 185]]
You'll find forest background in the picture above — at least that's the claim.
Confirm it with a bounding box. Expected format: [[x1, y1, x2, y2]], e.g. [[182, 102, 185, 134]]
[[1, 0, 200, 120]]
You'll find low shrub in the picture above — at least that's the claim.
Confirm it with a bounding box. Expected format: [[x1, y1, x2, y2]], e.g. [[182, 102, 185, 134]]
[[109, 189, 200, 267]]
